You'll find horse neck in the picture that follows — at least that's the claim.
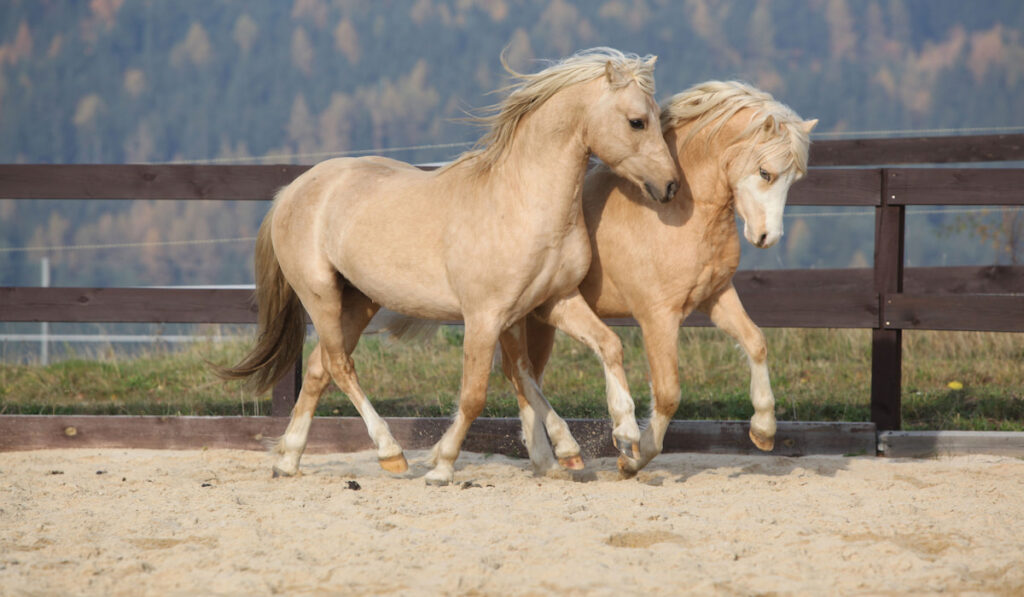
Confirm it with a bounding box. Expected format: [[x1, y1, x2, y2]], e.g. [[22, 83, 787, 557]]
[[478, 85, 592, 219], [670, 121, 736, 232]]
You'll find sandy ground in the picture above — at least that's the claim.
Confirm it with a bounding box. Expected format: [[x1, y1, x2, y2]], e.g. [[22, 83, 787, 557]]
[[2, 448, 1023, 597]]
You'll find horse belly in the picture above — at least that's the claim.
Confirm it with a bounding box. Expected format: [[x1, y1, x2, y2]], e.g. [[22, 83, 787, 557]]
[[335, 234, 461, 321], [328, 198, 462, 320]]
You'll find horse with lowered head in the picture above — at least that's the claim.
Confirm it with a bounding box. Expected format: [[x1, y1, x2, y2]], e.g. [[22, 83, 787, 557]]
[[219, 48, 678, 485], [510, 80, 817, 474]]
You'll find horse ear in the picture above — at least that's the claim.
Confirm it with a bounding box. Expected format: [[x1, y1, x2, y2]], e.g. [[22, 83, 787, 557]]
[[605, 60, 628, 86], [644, 55, 658, 68], [762, 115, 777, 132], [801, 119, 819, 134]]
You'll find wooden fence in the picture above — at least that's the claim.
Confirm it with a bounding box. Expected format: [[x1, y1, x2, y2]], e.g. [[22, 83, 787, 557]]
[[1, 133, 1023, 455]]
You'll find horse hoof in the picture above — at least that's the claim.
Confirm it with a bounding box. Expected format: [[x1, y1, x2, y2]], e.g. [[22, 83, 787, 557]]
[[749, 429, 775, 452], [272, 466, 297, 478], [613, 438, 641, 460], [558, 455, 585, 470], [379, 453, 409, 474], [424, 476, 452, 487], [617, 455, 639, 478]]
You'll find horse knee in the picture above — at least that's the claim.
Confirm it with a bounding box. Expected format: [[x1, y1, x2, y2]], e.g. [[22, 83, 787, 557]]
[[747, 331, 767, 364], [750, 341, 767, 365], [597, 331, 624, 367]]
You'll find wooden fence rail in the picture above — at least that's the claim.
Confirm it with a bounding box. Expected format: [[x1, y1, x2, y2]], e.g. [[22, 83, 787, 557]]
[[2, 134, 1023, 449]]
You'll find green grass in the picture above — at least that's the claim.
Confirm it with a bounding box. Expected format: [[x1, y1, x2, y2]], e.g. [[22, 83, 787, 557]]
[[1, 327, 1022, 431]]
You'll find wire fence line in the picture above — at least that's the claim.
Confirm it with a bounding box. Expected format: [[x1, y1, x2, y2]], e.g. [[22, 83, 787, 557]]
[[144, 125, 1024, 165], [2, 207, 1020, 255]]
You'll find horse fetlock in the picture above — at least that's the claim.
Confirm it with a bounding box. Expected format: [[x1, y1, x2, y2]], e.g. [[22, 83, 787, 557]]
[[529, 451, 558, 475], [271, 456, 301, 478], [424, 463, 455, 486], [375, 437, 404, 460], [749, 412, 777, 452], [612, 419, 642, 445], [551, 434, 581, 459]]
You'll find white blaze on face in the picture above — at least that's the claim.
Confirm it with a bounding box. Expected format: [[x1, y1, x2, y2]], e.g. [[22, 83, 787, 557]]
[[734, 168, 797, 249]]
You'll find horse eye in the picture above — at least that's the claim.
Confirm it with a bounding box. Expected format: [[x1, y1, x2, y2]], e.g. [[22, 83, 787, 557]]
[[629, 118, 645, 130], [759, 167, 771, 182]]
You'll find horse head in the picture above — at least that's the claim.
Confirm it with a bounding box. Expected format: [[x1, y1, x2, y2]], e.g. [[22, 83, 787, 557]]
[[728, 114, 817, 248], [583, 53, 678, 204], [661, 81, 817, 247]]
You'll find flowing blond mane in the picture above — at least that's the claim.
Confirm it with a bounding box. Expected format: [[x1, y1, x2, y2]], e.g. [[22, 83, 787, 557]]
[[443, 47, 657, 174], [660, 80, 811, 175]]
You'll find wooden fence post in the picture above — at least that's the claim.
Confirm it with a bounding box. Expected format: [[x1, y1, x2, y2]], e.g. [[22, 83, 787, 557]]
[[271, 358, 301, 417], [871, 169, 905, 430]]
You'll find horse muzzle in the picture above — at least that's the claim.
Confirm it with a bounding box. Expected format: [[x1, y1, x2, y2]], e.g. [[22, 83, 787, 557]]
[[644, 179, 679, 204]]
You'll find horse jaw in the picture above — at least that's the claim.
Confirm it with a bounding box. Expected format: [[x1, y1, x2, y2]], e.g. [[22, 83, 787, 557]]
[[733, 171, 794, 248]]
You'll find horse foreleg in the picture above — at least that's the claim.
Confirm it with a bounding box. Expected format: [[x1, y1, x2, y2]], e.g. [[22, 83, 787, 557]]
[[535, 291, 640, 468], [499, 320, 582, 473], [628, 308, 684, 475], [426, 318, 501, 486], [703, 284, 776, 451]]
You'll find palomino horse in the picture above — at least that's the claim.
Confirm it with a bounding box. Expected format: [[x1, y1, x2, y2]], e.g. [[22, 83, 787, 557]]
[[511, 80, 817, 474], [220, 48, 678, 485]]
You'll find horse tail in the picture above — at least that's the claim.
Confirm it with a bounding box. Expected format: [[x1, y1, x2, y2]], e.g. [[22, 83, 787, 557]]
[[216, 202, 306, 395]]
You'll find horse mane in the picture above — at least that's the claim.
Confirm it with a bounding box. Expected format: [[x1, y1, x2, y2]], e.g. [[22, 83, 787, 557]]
[[442, 47, 657, 175], [660, 80, 811, 175]]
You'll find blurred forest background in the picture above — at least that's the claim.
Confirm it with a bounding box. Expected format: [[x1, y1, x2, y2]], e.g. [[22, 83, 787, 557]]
[[1, 0, 1023, 290]]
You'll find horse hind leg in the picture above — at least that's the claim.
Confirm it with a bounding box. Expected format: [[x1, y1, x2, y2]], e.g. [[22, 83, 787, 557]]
[[271, 342, 329, 477], [536, 292, 641, 466], [521, 316, 583, 469], [331, 286, 407, 472], [499, 321, 582, 473], [278, 285, 406, 477]]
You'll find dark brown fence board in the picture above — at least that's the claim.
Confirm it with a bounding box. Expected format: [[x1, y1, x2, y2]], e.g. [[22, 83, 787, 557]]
[[734, 266, 1024, 295], [884, 294, 1024, 332], [735, 291, 879, 328], [810, 134, 1024, 166], [606, 291, 877, 330], [0, 415, 876, 457], [888, 168, 1024, 206], [789, 168, 880, 206], [0, 164, 309, 200], [0, 287, 257, 323], [734, 268, 874, 294], [903, 265, 1024, 294]]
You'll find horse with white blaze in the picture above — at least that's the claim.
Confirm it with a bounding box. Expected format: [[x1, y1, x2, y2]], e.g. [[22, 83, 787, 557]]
[[509, 80, 818, 475]]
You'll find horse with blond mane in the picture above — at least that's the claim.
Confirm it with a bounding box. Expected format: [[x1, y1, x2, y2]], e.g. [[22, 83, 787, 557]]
[[219, 48, 678, 485], [503, 80, 818, 474]]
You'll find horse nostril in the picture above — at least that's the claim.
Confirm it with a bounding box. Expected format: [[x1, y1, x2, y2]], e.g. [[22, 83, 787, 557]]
[[644, 181, 657, 202], [757, 233, 768, 247], [666, 181, 678, 201]]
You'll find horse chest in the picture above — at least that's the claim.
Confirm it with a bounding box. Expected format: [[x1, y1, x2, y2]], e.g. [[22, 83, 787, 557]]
[[527, 230, 591, 294]]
